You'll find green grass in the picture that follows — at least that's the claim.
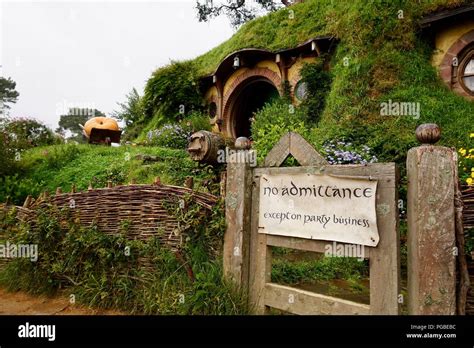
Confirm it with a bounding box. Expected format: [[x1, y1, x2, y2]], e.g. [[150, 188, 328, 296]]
[[271, 249, 369, 285], [194, 0, 330, 76], [1, 143, 219, 205], [194, 0, 466, 75]]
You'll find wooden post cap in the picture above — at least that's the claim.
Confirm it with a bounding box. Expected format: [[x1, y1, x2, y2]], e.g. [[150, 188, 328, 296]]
[[235, 137, 251, 150], [415, 123, 441, 145]]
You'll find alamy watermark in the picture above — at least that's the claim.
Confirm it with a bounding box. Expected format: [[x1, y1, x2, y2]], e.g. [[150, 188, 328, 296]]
[[380, 99, 420, 120], [55, 100, 97, 117], [324, 241, 365, 261], [18, 322, 55, 342], [217, 147, 257, 167], [0, 242, 38, 262]]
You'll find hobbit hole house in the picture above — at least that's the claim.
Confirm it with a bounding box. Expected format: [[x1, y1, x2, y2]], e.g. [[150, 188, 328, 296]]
[[187, 36, 336, 162]]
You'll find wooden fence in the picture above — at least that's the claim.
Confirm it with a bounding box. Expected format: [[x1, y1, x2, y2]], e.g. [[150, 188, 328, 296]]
[[224, 132, 400, 315], [0, 180, 218, 270]]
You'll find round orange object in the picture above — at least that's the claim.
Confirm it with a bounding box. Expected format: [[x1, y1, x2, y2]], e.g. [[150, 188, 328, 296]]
[[83, 117, 119, 137]]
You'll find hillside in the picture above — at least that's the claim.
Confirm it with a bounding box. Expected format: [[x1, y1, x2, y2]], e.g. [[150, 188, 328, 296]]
[[142, 0, 474, 167], [0, 144, 218, 206]]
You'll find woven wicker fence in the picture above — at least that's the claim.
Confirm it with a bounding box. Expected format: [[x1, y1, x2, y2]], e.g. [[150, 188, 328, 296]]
[[463, 186, 474, 230], [462, 185, 474, 315], [0, 181, 219, 270]]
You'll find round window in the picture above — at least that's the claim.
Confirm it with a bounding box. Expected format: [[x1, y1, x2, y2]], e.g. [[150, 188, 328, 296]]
[[460, 51, 474, 95], [295, 80, 308, 101]]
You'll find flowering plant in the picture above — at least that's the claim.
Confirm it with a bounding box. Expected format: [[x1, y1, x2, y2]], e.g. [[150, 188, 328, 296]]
[[322, 139, 378, 165], [147, 124, 190, 149], [458, 133, 474, 186]]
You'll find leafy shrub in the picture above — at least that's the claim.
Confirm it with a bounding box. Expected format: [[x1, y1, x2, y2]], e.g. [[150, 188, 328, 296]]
[[0, 129, 16, 176], [0, 117, 58, 151], [90, 165, 128, 188], [251, 98, 309, 164], [137, 111, 211, 144], [0, 206, 137, 295], [0, 117, 60, 178], [183, 111, 212, 132], [300, 60, 332, 123], [147, 124, 190, 149], [143, 60, 203, 122], [0, 174, 44, 205], [42, 144, 83, 170]]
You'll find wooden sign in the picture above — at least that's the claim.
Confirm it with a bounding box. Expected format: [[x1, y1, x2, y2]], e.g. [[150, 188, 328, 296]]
[[258, 173, 379, 247]]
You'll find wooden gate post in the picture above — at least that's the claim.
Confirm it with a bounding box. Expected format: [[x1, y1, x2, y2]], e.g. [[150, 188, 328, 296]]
[[407, 124, 457, 315], [223, 149, 253, 288]]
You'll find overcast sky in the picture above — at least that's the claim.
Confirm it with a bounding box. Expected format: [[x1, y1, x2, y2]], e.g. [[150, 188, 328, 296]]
[[0, 0, 234, 129]]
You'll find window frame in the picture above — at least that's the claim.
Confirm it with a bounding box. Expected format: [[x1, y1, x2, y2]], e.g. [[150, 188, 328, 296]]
[[459, 49, 474, 96], [294, 80, 308, 101]]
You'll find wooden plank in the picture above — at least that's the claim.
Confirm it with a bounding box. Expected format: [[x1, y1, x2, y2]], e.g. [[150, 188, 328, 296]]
[[369, 166, 400, 315], [254, 163, 397, 188], [407, 146, 456, 315], [419, 5, 474, 27], [249, 173, 272, 314], [264, 133, 290, 167], [266, 234, 371, 259], [223, 157, 252, 288], [288, 132, 327, 166], [263, 132, 328, 167], [264, 283, 370, 315]]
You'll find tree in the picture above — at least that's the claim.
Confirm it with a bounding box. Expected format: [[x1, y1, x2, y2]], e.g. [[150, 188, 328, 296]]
[[0, 117, 59, 176], [1, 117, 57, 151], [195, 0, 300, 27], [0, 77, 20, 116], [56, 108, 105, 143], [0, 129, 16, 177], [112, 88, 144, 128]]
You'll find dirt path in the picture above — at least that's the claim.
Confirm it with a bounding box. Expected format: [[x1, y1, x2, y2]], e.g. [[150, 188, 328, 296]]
[[0, 288, 123, 315]]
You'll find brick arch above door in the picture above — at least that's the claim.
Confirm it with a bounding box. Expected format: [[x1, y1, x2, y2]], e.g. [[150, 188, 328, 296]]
[[221, 67, 282, 138]]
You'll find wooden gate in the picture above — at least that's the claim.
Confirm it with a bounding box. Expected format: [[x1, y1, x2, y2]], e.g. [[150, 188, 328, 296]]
[[224, 132, 400, 315]]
